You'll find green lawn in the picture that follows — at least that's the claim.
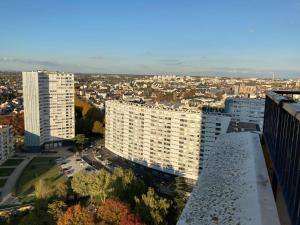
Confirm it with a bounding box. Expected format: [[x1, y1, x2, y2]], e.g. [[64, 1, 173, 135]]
[[0, 167, 15, 176], [15, 157, 66, 202], [0, 179, 7, 188], [1, 158, 24, 167]]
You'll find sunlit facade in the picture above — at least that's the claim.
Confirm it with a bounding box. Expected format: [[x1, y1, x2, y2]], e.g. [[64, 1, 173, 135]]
[[105, 100, 230, 180]]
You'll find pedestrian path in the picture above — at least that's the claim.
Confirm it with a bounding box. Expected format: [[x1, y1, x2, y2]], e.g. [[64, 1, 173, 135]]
[[0, 166, 18, 169], [0, 156, 34, 206]]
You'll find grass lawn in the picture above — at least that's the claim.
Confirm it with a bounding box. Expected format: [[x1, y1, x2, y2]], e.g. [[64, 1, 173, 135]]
[[0, 167, 15, 177], [15, 157, 66, 202], [0, 179, 7, 188], [1, 158, 24, 167]]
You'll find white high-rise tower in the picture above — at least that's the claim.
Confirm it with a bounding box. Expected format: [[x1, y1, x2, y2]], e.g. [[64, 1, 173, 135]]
[[22, 71, 75, 151]]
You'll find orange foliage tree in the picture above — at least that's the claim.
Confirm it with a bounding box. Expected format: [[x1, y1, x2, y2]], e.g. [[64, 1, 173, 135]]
[[57, 204, 95, 225], [96, 198, 145, 225], [120, 213, 145, 225], [0, 112, 24, 135]]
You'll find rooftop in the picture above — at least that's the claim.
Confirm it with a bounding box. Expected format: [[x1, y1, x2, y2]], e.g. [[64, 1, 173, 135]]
[[106, 100, 231, 116], [177, 132, 280, 225]]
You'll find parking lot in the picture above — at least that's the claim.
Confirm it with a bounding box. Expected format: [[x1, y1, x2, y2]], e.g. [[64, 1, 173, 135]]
[[56, 154, 95, 178], [84, 145, 185, 195], [56, 142, 194, 194]]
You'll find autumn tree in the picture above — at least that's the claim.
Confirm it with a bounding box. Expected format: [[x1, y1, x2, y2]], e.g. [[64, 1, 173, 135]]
[[95, 198, 130, 225], [95, 198, 145, 225], [135, 188, 171, 225], [57, 204, 95, 225], [0, 112, 24, 135], [75, 96, 92, 117], [92, 120, 105, 135], [74, 96, 105, 135], [120, 213, 145, 225]]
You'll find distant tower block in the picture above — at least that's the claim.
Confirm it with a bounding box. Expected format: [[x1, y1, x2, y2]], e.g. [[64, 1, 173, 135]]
[[22, 71, 75, 152]]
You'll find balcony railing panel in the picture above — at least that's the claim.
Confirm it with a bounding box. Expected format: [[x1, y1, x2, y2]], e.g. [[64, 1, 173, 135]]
[[264, 91, 300, 225]]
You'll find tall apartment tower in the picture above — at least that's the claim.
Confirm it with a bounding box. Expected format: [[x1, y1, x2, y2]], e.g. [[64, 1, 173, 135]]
[[105, 100, 231, 180], [22, 71, 75, 151], [224, 97, 265, 131], [0, 125, 15, 164]]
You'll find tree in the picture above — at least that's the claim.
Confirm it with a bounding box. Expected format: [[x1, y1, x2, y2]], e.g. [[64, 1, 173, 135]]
[[71, 170, 111, 202], [174, 176, 189, 216], [134, 188, 171, 225], [0, 112, 24, 136], [48, 200, 67, 221], [95, 198, 130, 225], [55, 182, 68, 199], [120, 214, 145, 225], [20, 199, 55, 225], [110, 167, 146, 207], [85, 107, 105, 123], [92, 121, 105, 135], [35, 179, 52, 199], [95, 198, 145, 225], [0, 212, 10, 225], [57, 204, 95, 225], [74, 96, 105, 135], [73, 134, 88, 151], [75, 96, 92, 117]]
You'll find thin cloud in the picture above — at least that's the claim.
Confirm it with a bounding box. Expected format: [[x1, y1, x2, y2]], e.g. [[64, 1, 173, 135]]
[[0, 57, 62, 67], [0, 56, 87, 72], [159, 59, 185, 66], [209, 67, 300, 78], [89, 56, 105, 60]]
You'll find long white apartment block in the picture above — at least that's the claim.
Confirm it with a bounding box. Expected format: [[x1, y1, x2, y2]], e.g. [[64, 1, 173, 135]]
[[225, 97, 265, 131], [22, 71, 75, 151], [105, 100, 231, 180], [0, 125, 15, 164]]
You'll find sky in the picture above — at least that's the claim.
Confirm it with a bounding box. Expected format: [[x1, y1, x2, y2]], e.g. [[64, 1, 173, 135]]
[[0, 0, 300, 78]]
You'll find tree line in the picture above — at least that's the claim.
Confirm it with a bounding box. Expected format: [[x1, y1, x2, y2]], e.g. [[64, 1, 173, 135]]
[[75, 96, 105, 136], [0, 167, 189, 225]]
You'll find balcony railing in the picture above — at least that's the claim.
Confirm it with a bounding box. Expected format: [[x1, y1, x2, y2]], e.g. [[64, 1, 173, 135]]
[[263, 91, 300, 225]]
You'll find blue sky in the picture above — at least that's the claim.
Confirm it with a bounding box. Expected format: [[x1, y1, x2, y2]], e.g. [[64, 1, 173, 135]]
[[0, 0, 299, 78]]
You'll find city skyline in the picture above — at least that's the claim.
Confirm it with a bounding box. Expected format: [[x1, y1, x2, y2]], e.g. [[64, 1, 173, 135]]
[[0, 1, 300, 78]]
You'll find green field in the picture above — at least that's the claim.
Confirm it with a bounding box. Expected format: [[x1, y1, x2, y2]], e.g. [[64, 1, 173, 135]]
[[0, 179, 7, 188], [1, 158, 24, 167], [15, 157, 66, 202], [0, 167, 15, 176]]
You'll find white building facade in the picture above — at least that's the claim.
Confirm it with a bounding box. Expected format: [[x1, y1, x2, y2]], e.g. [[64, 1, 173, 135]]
[[105, 101, 231, 180], [0, 125, 15, 164], [22, 71, 75, 151], [225, 97, 265, 131]]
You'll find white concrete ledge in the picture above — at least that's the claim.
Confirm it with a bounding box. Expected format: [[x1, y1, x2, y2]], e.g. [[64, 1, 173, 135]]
[[177, 132, 280, 225]]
